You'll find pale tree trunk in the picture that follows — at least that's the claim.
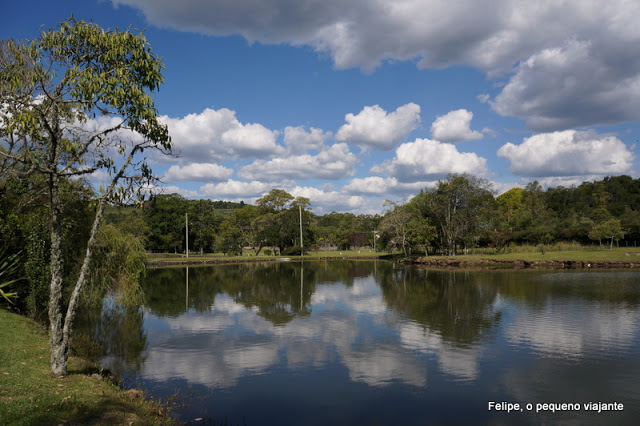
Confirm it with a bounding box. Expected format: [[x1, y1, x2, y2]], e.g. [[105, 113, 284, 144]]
[[48, 171, 67, 376], [61, 195, 108, 361]]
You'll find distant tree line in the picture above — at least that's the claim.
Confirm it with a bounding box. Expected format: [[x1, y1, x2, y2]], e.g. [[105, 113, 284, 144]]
[[132, 188, 381, 256], [106, 173, 640, 258], [379, 174, 640, 256]]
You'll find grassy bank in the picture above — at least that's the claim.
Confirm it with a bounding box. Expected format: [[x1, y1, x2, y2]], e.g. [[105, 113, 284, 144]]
[[429, 246, 640, 262], [146, 245, 640, 267], [147, 249, 384, 265], [0, 309, 173, 425], [408, 246, 640, 269]]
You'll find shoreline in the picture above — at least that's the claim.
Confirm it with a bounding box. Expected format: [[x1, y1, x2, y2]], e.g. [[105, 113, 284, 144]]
[[403, 257, 640, 269], [146, 255, 385, 267], [145, 252, 640, 270]]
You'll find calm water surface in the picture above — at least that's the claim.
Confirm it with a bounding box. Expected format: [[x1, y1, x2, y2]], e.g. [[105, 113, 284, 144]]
[[83, 261, 640, 425]]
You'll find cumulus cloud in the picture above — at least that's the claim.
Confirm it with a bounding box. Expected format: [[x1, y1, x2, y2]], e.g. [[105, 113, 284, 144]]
[[374, 138, 488, 182], [335, 103, 420, 150], [159, 108, 282, 162], [497, 130, 634, 177], [342, 176, 394, 195], [342, 176, 432, 197], [199, 179, 280, 200], [238, 143, 357, 181], [290, 186, 365, 214], [430, 109, 484, 143], [284, 126, 331, 154], [146, 184, 201, 198], [163, 163, 233, 182], [107, 0, 563, 73], [491, 40, 640, 131], [114, 0, 640, 129]]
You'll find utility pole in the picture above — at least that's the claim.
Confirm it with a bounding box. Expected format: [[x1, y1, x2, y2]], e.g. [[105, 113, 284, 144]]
[[299, 205, 303, 256], [372, 230, 377, 252], [185, 213, 189, 258]]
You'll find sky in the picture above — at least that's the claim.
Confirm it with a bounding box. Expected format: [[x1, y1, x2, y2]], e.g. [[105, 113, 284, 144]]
[[2, 0, 640, 214]]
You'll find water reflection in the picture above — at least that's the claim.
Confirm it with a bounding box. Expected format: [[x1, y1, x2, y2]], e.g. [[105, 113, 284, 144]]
[[74, 300, 147, 376], [82, 262, 640, 424], [379, 268, 502, 346]]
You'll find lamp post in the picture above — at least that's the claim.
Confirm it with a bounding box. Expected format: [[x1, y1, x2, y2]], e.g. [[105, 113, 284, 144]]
[[299, 205, 303, 256], [185, 213, 189, 258]]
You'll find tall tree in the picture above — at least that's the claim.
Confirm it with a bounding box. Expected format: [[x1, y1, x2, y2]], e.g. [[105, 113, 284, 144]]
[[144, 194, 187, 252], [0, 18, 171, 375], [416, 174, 494, 255], [380, 200, 413, 258]]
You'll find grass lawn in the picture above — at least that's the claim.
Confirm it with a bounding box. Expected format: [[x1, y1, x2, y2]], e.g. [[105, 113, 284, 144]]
[[0, 309, 173, 425], [147, 248, 386, 263], [425, 246, 640, 262]]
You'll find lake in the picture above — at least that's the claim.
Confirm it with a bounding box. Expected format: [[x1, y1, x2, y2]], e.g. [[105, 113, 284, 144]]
[[80, 261, 640, 425]]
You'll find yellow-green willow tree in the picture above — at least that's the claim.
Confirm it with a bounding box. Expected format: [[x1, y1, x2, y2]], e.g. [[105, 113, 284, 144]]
[[0, 18, 171, 375]]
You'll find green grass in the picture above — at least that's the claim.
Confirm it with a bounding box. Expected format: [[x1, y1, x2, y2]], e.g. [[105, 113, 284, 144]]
[[0, 309, 174, 425], [426, 246, 640, 262], [147, 245, 640, 265], [147, 249, 386, 263]]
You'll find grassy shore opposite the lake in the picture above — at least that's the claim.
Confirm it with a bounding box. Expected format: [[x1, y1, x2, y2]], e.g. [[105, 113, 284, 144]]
[[146, 249, 384, 266], [408, 246, 640, 268], [146, 246, 640, 268], [0, 308, 174, 425]]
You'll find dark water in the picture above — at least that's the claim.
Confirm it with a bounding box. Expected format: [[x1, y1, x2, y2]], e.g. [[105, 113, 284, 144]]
[[82, 261, 640, 425]]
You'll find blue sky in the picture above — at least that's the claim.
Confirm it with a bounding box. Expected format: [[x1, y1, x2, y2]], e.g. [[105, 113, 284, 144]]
[[3, 0, 640, 214]]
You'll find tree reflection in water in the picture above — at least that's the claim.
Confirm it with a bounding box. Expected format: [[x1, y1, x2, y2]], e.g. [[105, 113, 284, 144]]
[[378, 267, 502, 346]]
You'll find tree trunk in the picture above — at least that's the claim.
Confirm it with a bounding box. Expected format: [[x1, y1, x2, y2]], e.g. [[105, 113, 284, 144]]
[[48, 171, 67, 376], [61, 195, 108, 365]]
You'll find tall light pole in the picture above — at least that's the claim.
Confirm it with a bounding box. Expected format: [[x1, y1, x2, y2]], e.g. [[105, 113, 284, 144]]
[[299, 205, 303, 256], [185, 213, 189, 258], [372, 230, 378, 252]]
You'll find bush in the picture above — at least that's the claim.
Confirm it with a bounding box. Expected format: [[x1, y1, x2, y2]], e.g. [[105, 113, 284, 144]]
[[282, 246, 309, 256]]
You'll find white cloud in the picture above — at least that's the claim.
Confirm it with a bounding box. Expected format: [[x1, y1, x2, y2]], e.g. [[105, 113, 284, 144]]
[[492, 39, 640, 131], [114, 0, 640, 129], [163, 163, 233, 182], [147, 184, 201, 198], [375, 138, 489, 182], [221, 122, 281, 157], [335, 103, 420, 150], [342, 176, 394, 195], [238, 143, 357, 181], [199, 179, 279, 200], [159, 108, 283, 162], [284, 126, 331, 153], [497, 130, 634, 177], [430, 109, 483, 143], [290, 185, 365, 214], [342, 176, 432, 197]]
